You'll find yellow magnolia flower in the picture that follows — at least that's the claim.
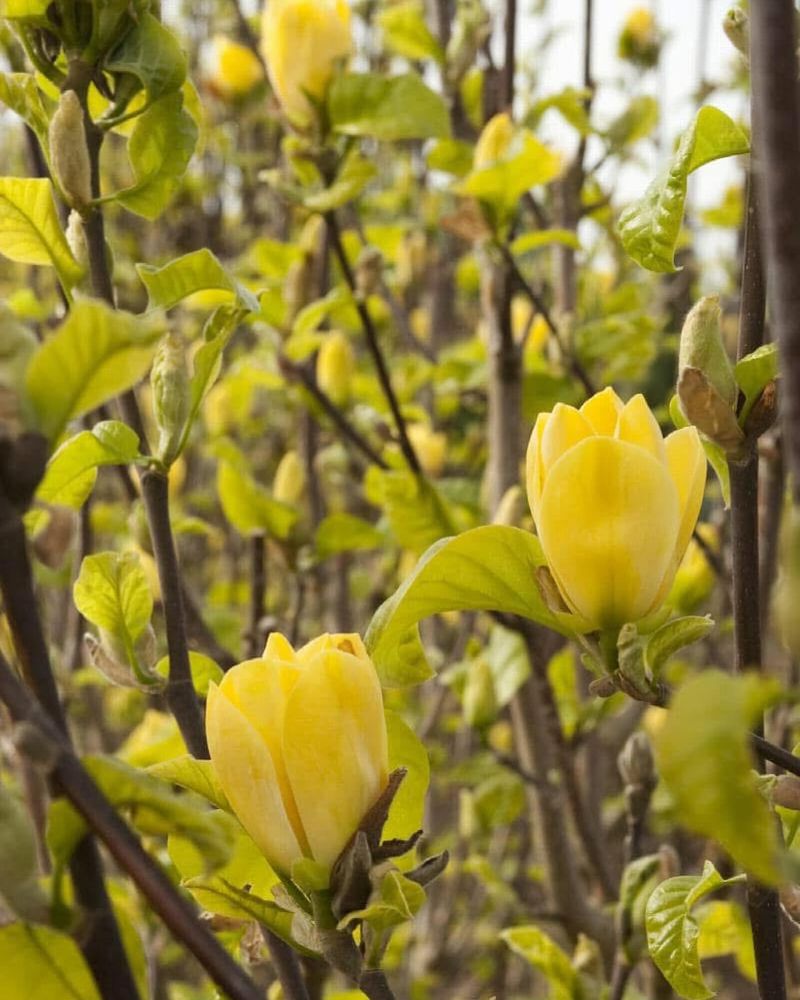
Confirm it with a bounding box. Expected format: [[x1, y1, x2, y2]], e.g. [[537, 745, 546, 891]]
[[526, 387, 706, 630], [207, 632, 389, 874], [209, 36, 264, 99], [261, 0, 352, 126], [408, 423, 447, 477]]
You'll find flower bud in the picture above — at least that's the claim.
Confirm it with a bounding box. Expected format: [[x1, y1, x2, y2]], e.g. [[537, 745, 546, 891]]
[[474, 112, 513, 168], [408, 423, 446, 477], [273, 449, 306, 505], [492, 484, 524, 526], [65, 210, 88, 269], [355, 246, 383, 299], [261, 0, 352, 127], [49, 91, 92, 212], [316, 330, 354, 406], [618, 7, 663, 68], [445, 0, 491, 89], [208, 36, 264, 100], [151, 333, 190, 467], [723, 7, 749, 57], [618, 731, 655, 789], [206, 632, 389, 875], [526, 388, 707, 629], [678, 296, 737, 408]]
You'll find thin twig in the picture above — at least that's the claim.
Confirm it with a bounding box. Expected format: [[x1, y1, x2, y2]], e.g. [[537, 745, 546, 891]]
[[263, 930, 311, 1000], [325, 213, 421, 474], [751, 735, 800, 779]]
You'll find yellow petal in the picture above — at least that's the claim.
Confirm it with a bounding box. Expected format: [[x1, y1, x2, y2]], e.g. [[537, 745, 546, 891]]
[[263, 631, 297, 662], [282, 649, 389, 869], [651, 427, 708, 608], [207, 683, 305, 874], [615, 393, 666, 462], [540, 403, 594, 476], [218, 657, 308, 852], [538, 437, 680, 628], [525, 412, 549, 523], [579, 386, 623, 435]]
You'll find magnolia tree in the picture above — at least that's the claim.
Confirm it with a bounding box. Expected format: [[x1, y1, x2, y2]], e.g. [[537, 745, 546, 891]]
[[0, 0, 798, 997]]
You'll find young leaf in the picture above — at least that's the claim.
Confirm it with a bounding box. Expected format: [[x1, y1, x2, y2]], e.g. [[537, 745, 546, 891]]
[[378, 0, 444, 63], [47, 755, 232, 871], [457, 131, 561, 205], [384, 710, 430, 849], [734, 343, 778, 424], [303, 151, 377, 213], [646, 860, 744, 1000], [36, 421, 141, 509], [655, 671, 783, 885], [149, 755, 230, 811], [73, 551, 153, 668], [0, 73, 53, 154], [315, 512, 383, 559], [366, 466, 456, 556], [181, 876, 304, 948], [501, 924, 580, 1000], [0, 923, 102, 1000], [25, 300, 162, 442], [644, 615, 714, 675], [115, 92, 198, 220], [364, 525, 578, 686], [136, 247, 258, 312], [106, 13, 187, 102], [154, 650, 223, 697], [328, 72, 450, 141], [0, 177, 84, 291], [619, 107, 749, 272], [217, 454, 298, 540]]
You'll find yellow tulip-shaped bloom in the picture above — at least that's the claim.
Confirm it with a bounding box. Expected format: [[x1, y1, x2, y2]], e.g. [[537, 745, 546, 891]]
[[210, 36, 265, 99], [261, 0, 352, 127], [526, 388, 706, 630], [207, 632, 389, 874]]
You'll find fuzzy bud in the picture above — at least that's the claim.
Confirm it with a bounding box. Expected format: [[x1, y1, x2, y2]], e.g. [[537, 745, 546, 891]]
[[723, 7, 749, 57], [316, 331, 354, 407], [679, 297, 737, 407], [151, 333, 190, 467], [49, 91, 93, 212], [618, 732, 655, 790], [65, 210, 88, 269]]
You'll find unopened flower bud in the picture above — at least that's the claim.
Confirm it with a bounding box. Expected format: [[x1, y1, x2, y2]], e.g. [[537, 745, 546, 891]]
[[49, 91, 92, 212], [618, 731, 655, 789], [284, 253, 315, 322], [316, 330, 353, 407], [355, 246, 383, 299], [446, 0, 491, 89], [493, 484, 524, 526], [474, 112, 513, 168], [678, 296, 737, 408], [273, 449, 305, 505], [407, 423, 446, 477], [65, 210, 88, 269], [462, 658, 497, 729], [723, 7, 749, 57], [151, 333, 190, 467]]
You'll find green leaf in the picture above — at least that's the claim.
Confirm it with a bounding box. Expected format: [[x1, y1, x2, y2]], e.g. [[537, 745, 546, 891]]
[[425, 138, 474, 177], [0, 783, 49, 922], [646, 860, 744, 1000], [734, 343, 778, 424], [36, 421, 141, 509], [303, 151, 377, 213], [619, 107, 749, 272], [644, 615, 714, 675], [0, 74, 52, 153], [366, 466, 455, 556], [364, 525, 576, 687], [0, 177, 84, 291], [339, 870, 426, 933], [484, 623, 531, 707], [511, 228, 581, 257], [47, 755, 232, 871], [149, 755, 230, 811], [530, 86, 592, 136], [114, 92, 197, 220], [0, 0, 50, 19], [604, 95, 659, 148], [0, 923, 102, 1000], [328, 72, 450, 141], [136, 247, 258, 312], [315, 513, 383, 559], [73, 551, 153, 670], [154, 651, 223, 698], [25, 299, 162, 442], [378, 1, 444, 63], [106, 13, 187, 102], [181, 876, 303, 949], [458, 131, 561, 205], [217, 452, 298, 540], [384, 711, 430, 849], [655, 671, 783, 885], [501, 924, 580, 1000], [696, 900, 756, 982]]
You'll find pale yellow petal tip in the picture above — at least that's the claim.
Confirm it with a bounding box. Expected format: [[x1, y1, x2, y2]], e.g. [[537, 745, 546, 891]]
[[579, 386, 624, 435], [263, 631, 297, 661], [615, 393, 666, 461], [540, 403, 593, 474]]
